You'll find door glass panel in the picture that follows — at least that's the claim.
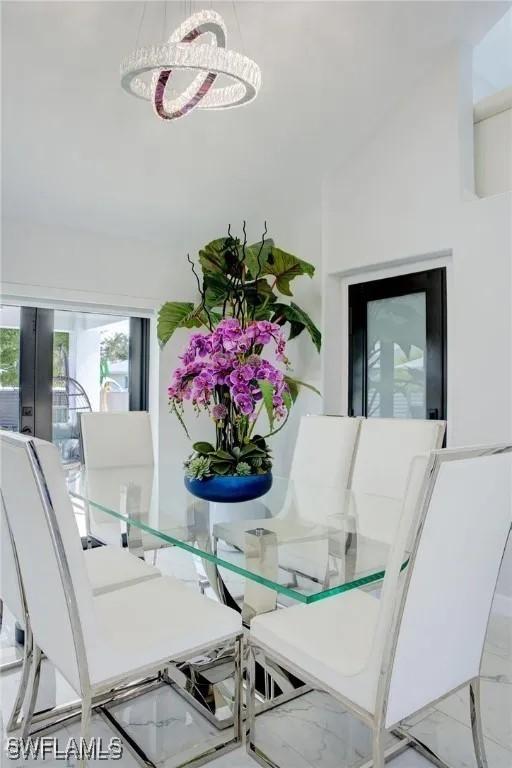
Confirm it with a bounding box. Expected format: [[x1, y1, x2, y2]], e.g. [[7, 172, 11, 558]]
[[52, 310, 130, 469], [0, 306, 21, 431], [366, 292, 426, 418]]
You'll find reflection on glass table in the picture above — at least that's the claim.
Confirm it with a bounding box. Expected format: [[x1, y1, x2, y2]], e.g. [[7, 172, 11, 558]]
[[69, 467, 404, 614]]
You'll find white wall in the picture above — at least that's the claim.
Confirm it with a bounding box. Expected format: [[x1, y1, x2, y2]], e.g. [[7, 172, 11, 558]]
[[323, 45, 512, 602], [2, 218, 187, 311]]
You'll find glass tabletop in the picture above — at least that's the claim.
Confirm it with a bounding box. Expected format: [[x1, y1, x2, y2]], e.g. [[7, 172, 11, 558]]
[[69, 466, 404, 606]]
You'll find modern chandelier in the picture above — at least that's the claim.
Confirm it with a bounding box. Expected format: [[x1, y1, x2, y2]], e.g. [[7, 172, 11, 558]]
[[120, 9, 261, 121]]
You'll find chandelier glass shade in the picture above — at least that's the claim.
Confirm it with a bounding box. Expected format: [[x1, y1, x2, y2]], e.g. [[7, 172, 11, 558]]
[[120, 9, 261, 121]]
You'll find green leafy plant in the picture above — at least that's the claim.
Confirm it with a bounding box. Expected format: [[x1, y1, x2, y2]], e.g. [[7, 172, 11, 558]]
[[163, 224, 321, 480], [184, 455, 212, 480], [157, 225, 321, 353], [185, 437, 273, 480]]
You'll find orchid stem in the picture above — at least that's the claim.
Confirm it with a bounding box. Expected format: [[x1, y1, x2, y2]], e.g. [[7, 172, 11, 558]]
[[248, 402, 264, 438]]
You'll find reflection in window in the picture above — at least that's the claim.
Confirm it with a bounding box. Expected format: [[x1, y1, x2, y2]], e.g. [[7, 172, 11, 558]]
[[367, 293, 426, 419]]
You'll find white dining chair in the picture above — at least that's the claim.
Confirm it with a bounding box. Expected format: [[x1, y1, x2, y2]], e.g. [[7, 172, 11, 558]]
[[1, 429, 160, 734], [213, 415, 362, 550], [80, 411, 154, 469], [1, 432, 243, 765], [271, 415, 363, 583], [348, 417, 446, 544], [79, 412, 156, 548], [79, 412, 200, 592], [247, 444, 512, 768]]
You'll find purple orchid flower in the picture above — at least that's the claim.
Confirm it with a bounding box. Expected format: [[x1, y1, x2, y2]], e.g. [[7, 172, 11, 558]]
[[234, 392, 254, 415]]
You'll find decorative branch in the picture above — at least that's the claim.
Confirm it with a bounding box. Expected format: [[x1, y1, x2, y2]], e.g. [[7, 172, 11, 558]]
[[223, 224, 240, 318], [251, 220, 268, 319], [237, 220, 248, 324], [187, 253, 213, 331]]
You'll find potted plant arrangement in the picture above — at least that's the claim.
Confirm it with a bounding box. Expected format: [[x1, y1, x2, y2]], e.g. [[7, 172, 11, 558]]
[[157, 225, 321, 503]]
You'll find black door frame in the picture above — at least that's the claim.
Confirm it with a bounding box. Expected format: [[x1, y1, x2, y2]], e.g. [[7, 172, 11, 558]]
[[16, 308, 150, 440], [348, 268, 447, 420], [19, 307, 54, 440], [129, 317, 150, 412]]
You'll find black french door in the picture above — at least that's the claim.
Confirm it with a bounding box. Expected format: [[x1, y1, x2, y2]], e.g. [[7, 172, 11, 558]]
[[348, 268, 446, 421], [0, 305, 149, 455]]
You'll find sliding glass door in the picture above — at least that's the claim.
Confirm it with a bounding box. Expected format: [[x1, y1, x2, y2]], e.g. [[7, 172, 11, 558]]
[[0, 304, 149, 470]]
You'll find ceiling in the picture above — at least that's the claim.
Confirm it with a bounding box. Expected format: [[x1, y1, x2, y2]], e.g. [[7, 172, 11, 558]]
[[2, 1, 509, 249]]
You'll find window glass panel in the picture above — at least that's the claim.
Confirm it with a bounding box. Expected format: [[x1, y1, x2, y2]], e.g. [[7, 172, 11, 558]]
[[0, 305, 21, 431], [473, 8, 512, 102], [52, 310, 130, 469], [366, 292, 426, 419]]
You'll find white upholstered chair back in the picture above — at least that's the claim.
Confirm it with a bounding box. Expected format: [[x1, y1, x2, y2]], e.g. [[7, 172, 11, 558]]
[[384, 446, 511, 727], [350, 418, 445, 499], [281, 416, 362, 522], [1, 433, 96, 694], [80, 411, 153, 469], [0, 494, 25, 625]]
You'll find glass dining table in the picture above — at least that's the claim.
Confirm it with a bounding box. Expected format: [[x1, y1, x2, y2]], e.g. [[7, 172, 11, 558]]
[[69, 467, 401, 611], [68, 466, 404, 728]]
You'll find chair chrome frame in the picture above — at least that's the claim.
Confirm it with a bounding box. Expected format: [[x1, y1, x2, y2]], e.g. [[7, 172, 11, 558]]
[[0, 491, 35, 733], [246, 444, 512, 768], [2, 435, 243, 768]]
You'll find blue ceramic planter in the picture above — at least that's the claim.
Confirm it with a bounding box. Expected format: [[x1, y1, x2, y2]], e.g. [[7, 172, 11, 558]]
[[185, 472, 273, 503]]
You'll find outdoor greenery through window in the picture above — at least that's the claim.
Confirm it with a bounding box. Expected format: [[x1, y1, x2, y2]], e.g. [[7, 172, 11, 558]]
[[0, 327, 71, 385], [0, 327, 19, 387], [100, 331, 128, 382], [0, 305, 21, 431]]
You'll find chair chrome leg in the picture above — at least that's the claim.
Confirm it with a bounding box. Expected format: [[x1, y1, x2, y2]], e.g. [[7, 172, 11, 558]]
[[21, 644, 42, 738], [0, 658, 24, 673], [79, 691, 92, 767], [233, 635, 243, 743], [470, 678, 488, 768], [372, 725, 385, 768], [246, 645, 257, 757], [0, 597, 3, 629], [6, 623, 33, 732]]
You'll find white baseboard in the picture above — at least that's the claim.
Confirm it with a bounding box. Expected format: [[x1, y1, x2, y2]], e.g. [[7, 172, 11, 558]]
[[493, 593, 512, 617]]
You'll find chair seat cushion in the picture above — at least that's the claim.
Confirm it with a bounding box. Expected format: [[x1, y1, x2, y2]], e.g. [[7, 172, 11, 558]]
[[87, 576, 242, 688], [84, 546, 161, 595], [250, 589, 382, 715]]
